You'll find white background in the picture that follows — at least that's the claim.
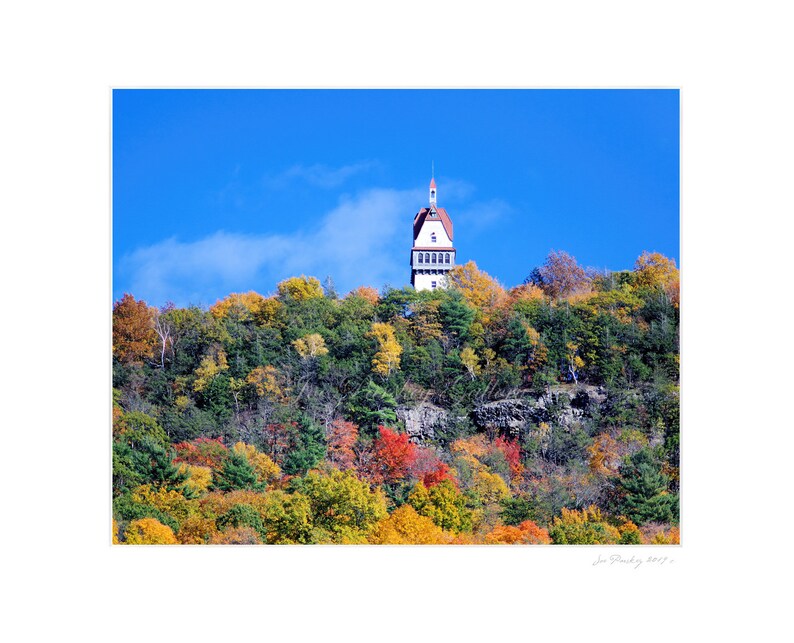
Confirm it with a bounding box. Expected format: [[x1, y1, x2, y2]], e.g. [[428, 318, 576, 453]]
[[2, 2, 792, 640]]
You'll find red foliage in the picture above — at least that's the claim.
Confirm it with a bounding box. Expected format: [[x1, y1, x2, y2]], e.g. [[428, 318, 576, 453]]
[[368, 426, 418, 484], [173, 437, 228, 470], [407, 445, 456, 488], [422, 463, 456, 489], [495, 436, 524, 480]]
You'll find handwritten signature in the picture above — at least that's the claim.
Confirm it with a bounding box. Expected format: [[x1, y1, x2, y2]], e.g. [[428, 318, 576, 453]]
[[592, 554, 674, 569]]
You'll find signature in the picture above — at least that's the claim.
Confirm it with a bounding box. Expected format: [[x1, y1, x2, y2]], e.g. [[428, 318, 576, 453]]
[[592, 554, 674, 569]]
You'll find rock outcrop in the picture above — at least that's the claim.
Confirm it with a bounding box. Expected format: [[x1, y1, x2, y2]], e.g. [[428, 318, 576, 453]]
[[396, 402, 450, 443], [471, 385, 607, 438]]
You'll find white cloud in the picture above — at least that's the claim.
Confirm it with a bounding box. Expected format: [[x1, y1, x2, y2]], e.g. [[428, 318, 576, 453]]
[[265, 161, 377, 189], [118, 187, 422, 306]]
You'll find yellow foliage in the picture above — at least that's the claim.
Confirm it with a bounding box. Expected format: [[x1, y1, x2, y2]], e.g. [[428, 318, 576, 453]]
[[651, 526, 681, 544], [112, 519, 119, 544], [472, 470, 511, 505], [199, 490, 269, 519], [367, 322, 402, 376], [232, 442, 281, 485], [193, 347, 229, 393], [177, 463, 213, 495], [447, 261, 507, 317], [245, 365, 289, 403], [369, 505, 452, 544], [277, 275, 324, 301], [634, 252, 679, 289], [460, 346, 482, 380], [130, 484, 196, 524], [210, 291, 262, 320], [292, 333, 329, 359], [123, 517, 178, 544]]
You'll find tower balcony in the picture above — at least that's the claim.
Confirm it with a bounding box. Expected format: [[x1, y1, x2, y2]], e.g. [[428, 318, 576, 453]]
[[411, 248, 456, 269]]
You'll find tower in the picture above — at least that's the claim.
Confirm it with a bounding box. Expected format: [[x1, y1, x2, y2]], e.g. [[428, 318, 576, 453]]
[[410, 177, 456, 291]]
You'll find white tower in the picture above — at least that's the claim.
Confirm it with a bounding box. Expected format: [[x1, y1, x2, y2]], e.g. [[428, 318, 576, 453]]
[[410, 177, 456, 291]]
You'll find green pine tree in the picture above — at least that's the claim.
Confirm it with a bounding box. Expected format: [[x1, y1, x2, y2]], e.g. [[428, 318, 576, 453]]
[[215, 450, 261, 491], [617, 449, 677, 525]]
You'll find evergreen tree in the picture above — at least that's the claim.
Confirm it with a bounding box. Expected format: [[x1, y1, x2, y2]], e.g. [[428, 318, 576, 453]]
[[617, 449, 677, 525], [215, 450, 261, 491]]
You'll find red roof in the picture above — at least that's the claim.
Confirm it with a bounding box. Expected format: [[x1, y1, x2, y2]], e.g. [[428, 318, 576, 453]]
[[413, 206, 453, 242], [429, 178, 436, 189]]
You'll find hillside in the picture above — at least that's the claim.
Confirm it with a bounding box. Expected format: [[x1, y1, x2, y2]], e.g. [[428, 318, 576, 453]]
[[112, 251, 680, 545]]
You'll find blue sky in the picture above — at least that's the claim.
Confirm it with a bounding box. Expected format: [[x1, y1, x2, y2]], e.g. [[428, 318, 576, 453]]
[[113, 89, 679, 308]]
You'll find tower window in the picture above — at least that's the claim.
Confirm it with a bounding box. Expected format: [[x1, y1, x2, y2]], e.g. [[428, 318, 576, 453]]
[[431, 280, 437, 289], [432, 253, 437, 263], [425, 253, 430, 263], [431, 233, 437, 243], [418, 253, 423, 264]]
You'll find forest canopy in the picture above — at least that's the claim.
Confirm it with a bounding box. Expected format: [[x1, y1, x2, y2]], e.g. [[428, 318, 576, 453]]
[[112, 251, 680, 545]]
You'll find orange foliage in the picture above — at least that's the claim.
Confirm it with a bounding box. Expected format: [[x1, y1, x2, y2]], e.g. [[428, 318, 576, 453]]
[[349, 285, 380, 305], [587, 433, 621, 477], [486, 520, 551, 545], [113, 294, 156, 365], [508, 283, 544, 303], [326, 419, 359, 470]]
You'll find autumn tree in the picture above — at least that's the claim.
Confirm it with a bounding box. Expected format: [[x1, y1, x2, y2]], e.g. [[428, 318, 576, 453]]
[[407, 480, 473, 533], [367, 322, 402, 376], [326, 419, 359, 470], [113, 294, 157, 365], [123, 517, 178, 544], [447, 261, 507, 317], [548, 506, 621, 544], [192, 346, 229, 393], [634, 251, 680, 307], [292, 333, 329, 359], [259, 490, 314, 544], [485, 520, 551, 544], [245, 365, 289, 404], [369, 505, 451, 544], [348, 285, 380, 306], [277, 275, 324, 301], [529, 250, 590, 299], [364, 426, 418, 485], [290, 468, 388, 543], [460, 347, 482, 380]]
